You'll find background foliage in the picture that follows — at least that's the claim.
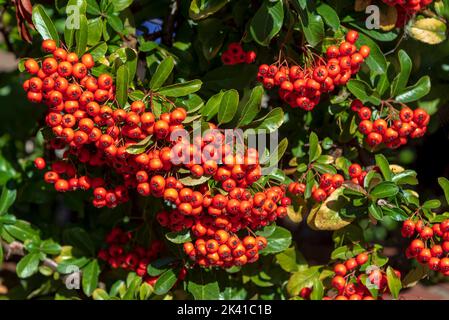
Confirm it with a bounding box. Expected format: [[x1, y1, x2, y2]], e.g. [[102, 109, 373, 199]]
[[1, 0, 449, 299]]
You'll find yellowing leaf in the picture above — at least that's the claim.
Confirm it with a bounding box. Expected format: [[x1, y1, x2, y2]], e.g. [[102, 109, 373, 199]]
[[287, 197, 307, 224], [409, 18, 447, 45], [389, 164, 405, 174], [307, 188, 354, 231], [380, 5, 397, 31]]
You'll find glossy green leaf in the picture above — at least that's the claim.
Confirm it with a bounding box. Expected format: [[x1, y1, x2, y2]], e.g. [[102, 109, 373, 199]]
[[0, 185, 16, 215], [150, 56, 174, 90], [202, 91, 224, 120], [32, 5, 60, 44], [157, 80, 202, 97], [395, 76, 431, 103], [300, 11, 324, 47], [347, 79, 381, 105], [165, 229, 192, 244], [82, 259, 100, 296], [259, 226, 292, 254], [112, 0, 133, 11], [154, 269, 178, 295], [16, 253, 41, 278], [357, 33, 387, 75], [236, 86, 263, 127], [252, 107, 284, 132], [386, 266, 402, 299], [116, 65, 129, 107], [316, 3, 340, 30], [375, 154, 392, 181], [250, 0, 284, 46], [218, 89, 239, 124], [438, 177, 449, 205], [308, 132, 321, 163], [75, 15, 88, 57], [370, 181, 399, 198], [391, 50, 412, 97], [189, 0, 231, 20]]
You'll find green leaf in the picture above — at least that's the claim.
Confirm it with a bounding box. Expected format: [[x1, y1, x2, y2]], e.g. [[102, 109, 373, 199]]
[[107, 14, 124, 33], [438, 177, 449, 205], [391, 50, 412, 97], [299, 10, 324, 47], [264, 137, 288, 169], [308, 132, 321, 163], [260, 226, 292, 254], [236, 86, 263, 127], [82, 259, 100, 296], [75, 15, 88, 57], [395, 76, 431, 103], [0, 243, 3, 265], [250, 0, 284, 46], [157, 80, 203, 97], [0, 185, 16, 215], [375, 154, 392, 181], [147, 257, 177, 277], [187, 271, 220, 299], [347, 79, 381, 105], [4, 221, 39, 242], [202, 91, 223, 120], [126, 135, 153, 155], [357, 33, 387, 75], [86, 0, 101, 14], [310, 278, 324, 300], [423, 199, 441, 209], [368, 203, 383, 220], [32, 5, 60, 44], [286, 266, 320, 296], [16, 253, 41, 278], [251, 107, 284, 132], [116, 65, 129, 107], [111, 0, 133, 11], [316, 3, 340, 31], [165, 229, 192, 244], [392, 170, 418, 185], [93, 288, 110, 300], [87, 17, 103, 46], [154, 269, 178, 295], [139, 282, 153, 300], [218, 89, 239, 124], [189, 0, 231, 20], [178, 175, 211, 186], [370, 181, 399, 199], [150, 56, 175, 90], [40, 240, 62, 255], [275, 246, 308, 273], [386, 266, 402, 299]]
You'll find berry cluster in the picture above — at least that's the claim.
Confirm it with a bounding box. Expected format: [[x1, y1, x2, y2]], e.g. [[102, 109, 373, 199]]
[[256, 31, 370, 111], [158, 185, 290, 268], [402, 219, 449, 276], [25, 40, 290, 269], [382, 0, 433, 15], [352, 100, 429, 149], [288, 163, 367, 203], [325, 252, 400, 300], [97, 227, 164, 285], [221, 42, 256, 65]]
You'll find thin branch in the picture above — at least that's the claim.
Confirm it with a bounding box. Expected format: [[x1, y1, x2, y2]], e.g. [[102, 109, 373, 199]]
[[161, 0, 179, 47], [2, 240, 59, 272]]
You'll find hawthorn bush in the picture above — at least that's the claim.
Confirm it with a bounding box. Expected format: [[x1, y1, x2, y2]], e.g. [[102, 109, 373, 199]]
[[0, 0, 449, 300]]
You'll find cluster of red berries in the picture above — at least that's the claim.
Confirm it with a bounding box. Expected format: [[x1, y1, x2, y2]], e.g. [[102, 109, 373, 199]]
[[97, 227, 164, 285], [256, 30, 370, 111], [402, 219, 449, 276], [352, 100, 429, 149], [300, 252, 400, 300], [26, 40, 290, 269], [287, 163, 367, 203], [382, 0, 432, 11], [158, 185, 290, 268], [221, 42, 256, 65]]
